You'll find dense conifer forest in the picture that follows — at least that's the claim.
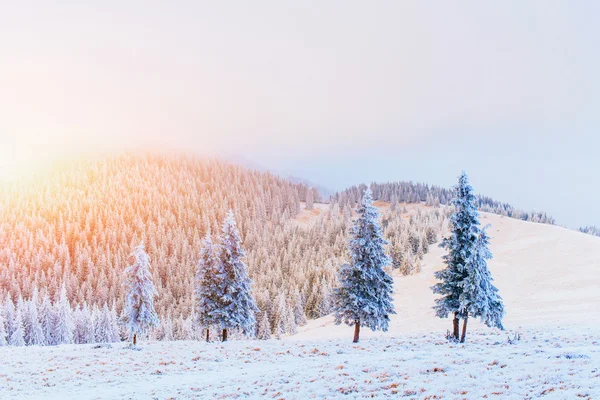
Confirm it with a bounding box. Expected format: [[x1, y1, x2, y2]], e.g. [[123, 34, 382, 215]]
[[0, 154, 560, 343]]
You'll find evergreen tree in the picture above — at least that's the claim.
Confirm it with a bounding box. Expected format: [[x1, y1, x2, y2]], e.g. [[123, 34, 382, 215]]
[[432, 171, 482, 341], [0, 312, 7, 346], [10, 298, 25, 346], [214, 211, 259, 341], [457, 227, 505, 341], [109, 302, 121, 342], [79, 303, 94, 344], [194, 231, 220, 342], [2, 295, 15, 340], [54, 283, 74, 345], [123, 244, 159, 345], [332, 188, 395, 343], [25, 291, 45, 346], [39, 292, 55, 345], [256, 310, 271, 340], [306, 190, 314, 211]]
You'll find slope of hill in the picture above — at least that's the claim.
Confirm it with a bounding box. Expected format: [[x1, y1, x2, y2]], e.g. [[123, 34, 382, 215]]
[[296, 212, 600, 340]]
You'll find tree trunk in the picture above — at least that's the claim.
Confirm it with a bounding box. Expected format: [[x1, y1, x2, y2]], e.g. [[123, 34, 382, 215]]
[[460, 314, 468, 343], [453, 312, 460, 340], [353, 322, 360, 343], [222, 328, 228, 342], [206, 328, 210, 343], [133, 333, 137, 346]]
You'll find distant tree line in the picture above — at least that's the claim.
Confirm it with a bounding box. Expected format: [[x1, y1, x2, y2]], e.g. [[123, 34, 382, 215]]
[[332, 182, 556, 225], [579, 226, 600, 237]]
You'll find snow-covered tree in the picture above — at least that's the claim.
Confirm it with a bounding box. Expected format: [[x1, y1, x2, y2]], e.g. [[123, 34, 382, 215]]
[[214, 211, 259, 341], [39, 292, 55, 345], [0, 312, 7, 346], [306, 189, 314, 211], [109, 302, 122, 342], [332, 188, 395, 343], [457, 227, 505, 341], [432, 171, 483, 341], [24, 289, 45, 346], [256, 310, 271, 340], [123, 244, 159, 345], [54, 283, 74, 345], [100, 303, 120, 343], [2, 295, 15, 340], [9, 297, 25, 346], [194, 231, 221, 342], [292, 288, 307, 327], [74, 304, 94, 344], [94, 304, 117, 343]]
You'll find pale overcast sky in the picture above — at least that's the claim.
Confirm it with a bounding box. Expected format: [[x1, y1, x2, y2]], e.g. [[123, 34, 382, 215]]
[[1, 1, 598, 228]]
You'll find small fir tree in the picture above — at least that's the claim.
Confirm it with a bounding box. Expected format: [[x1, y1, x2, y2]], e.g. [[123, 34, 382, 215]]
[[123, 244, 159, 345], [194, 231, 221, 342], [333, 188, 395, 343]]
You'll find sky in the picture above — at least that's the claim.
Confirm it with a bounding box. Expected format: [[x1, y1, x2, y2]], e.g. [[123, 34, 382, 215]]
[[1, 1, 599, 228]]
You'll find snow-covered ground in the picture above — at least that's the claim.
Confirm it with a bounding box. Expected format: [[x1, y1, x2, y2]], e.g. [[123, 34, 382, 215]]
[[3, 211, 600, 399], [2, 326, 599, 399]]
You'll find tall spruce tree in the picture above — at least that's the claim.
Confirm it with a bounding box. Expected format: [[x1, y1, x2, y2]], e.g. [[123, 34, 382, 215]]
[[194, 230, 221, 342], [457, 226, 505, 341], [433, 172, 504, 342], [123, 244, 159, 345], [333, 188, 395, 343], [433, 172, 480, 340], [214, 211, 258, 341]]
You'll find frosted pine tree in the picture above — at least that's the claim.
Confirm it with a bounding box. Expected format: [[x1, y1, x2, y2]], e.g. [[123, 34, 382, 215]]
[[194, 231, 221, 342], [333, 188, 395, 343], [24, 289, 45, 346], [123, 244, 159, 345], [54, 283, 74, 345], [109, 302, 121, 342], [2, 295, 15, 340], [10, 297, 25, 346], [0, 312, 7, 346], [457, 227, 505, 342], [101, 303, 119, 343], [39, 292, 55, 345], [433, 171, 482, 341], [256, 311, 271, 340], [214, 211, 259, 341], [75, 303, 94, 344]]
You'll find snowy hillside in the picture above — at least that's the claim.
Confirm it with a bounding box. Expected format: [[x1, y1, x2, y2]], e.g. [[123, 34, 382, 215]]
[[297, 211, 600, 340], [3, 210, 600, 399]]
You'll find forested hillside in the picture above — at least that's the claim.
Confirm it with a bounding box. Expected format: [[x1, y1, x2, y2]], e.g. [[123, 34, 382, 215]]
[[0, 154, 554, 343]]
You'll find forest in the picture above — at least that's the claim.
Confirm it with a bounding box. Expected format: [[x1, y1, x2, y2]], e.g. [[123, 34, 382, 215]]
[[0, 154, 559, 344]]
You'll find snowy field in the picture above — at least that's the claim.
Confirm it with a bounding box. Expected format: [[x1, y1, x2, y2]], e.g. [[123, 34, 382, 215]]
[[1, 326, 599, 399]]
